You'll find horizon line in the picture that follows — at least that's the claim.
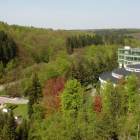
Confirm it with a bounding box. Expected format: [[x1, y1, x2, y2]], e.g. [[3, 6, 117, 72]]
[[1, 21, 140, 31]]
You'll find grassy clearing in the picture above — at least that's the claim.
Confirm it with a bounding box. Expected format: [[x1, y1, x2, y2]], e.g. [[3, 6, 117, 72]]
[[6, 104, 28, 119]]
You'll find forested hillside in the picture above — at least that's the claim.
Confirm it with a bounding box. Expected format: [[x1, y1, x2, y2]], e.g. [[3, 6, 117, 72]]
[[0, 21, 140, 140]]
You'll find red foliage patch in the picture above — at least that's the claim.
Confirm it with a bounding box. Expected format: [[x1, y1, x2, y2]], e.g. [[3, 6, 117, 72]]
[[94, 95, 102, 113], [43, 77, 66, 113]]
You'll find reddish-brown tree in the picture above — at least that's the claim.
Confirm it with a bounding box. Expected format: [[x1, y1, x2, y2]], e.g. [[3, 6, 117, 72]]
[[43, 77, 66, 114], [94, 95, 102, 113]]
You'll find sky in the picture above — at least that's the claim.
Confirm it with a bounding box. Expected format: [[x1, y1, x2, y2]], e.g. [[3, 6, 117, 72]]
[[0, 0, 140, 29]]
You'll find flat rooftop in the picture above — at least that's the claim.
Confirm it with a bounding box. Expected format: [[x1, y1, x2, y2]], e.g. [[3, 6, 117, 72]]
[[113, 68, 131, 76], [100, 72, 118, 84], [127, 63, 140, 69]]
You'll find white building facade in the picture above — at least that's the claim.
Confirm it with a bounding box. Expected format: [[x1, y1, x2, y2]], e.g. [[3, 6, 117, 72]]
[[118, 46, 140, 68], [99, 46, 140, 87]]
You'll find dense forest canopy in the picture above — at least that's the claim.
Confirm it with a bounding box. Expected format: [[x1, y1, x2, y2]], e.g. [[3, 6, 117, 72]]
[[0, 21, 140, 140]]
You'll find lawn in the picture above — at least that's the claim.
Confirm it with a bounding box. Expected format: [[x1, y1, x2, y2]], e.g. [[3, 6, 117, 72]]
[[6, 104, 28, 119]]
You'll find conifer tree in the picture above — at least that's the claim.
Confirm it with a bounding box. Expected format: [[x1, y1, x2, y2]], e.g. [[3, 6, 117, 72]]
[[17, 119, 29, 140], [28, 73, 42, 118], [0, 31, 17, 65], [7, 111, 16, 140], [0, 61, 4, 77]]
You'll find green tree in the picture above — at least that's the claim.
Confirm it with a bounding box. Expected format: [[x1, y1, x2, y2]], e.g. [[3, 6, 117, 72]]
[[31, 104, 45, 121], [61, 79, 84, 118], [17, 119, 29, 140], [96, 82, 123, 140], [125, 75, 139, 113], [0, 61, 4, 78], [0, 31, 17, 65], [102, 83, 122, 118], [7, 111, 16, 140], [28, 98, 34, 119], [28, 73, 42, 118], [71, 58, 94, 87], [2, 124, 10, 140]]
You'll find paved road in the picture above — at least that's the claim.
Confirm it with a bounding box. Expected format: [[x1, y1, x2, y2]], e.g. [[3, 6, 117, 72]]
[[0, 80, 28, 105], [0, 97, 28, 104]]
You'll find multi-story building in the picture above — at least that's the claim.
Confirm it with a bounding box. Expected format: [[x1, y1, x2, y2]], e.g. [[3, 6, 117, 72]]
[[99, 46, 140, 87], [118, 46, 140, 67]]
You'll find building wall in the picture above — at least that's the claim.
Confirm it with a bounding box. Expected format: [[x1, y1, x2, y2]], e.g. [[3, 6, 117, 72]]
[[118, 47, 140, 67]]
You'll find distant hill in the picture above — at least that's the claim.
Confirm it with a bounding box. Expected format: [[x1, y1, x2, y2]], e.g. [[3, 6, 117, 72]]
[[0, 21, 82, 66], [0, 22, 140, 66]]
